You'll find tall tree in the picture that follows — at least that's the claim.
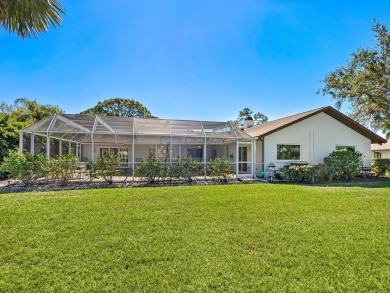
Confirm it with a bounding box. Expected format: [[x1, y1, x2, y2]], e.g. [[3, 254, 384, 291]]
[[0, 99, 63, 177], [15, 97, 63, 123], [0, 0, 64, 39], [80, 98, 156, 118], [320, 20, 390, 138], [233, 107, 268, 126]]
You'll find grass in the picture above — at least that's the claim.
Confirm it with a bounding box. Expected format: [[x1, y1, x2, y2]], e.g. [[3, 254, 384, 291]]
[[0, 183, 389, 292]]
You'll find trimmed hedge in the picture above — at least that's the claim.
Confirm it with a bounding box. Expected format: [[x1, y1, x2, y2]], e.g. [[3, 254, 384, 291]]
[[371, 158, 390, 176], [280, 165, 314, 183]]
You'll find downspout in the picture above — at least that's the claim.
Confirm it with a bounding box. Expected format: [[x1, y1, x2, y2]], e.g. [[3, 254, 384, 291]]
[[19, 131, 23, 152], [31, 133, 35, 155], [312, 132, 315, 163], [262, 137, 265, 171], [132, 118, 136, 181], [309, 132, 311, 163]]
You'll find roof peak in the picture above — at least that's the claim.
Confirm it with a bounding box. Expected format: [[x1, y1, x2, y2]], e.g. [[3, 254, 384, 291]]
[[244, 105, 386, 144]]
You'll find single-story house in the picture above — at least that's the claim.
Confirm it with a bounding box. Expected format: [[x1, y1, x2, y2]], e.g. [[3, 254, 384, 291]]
[[19, 106, 386, 178], [243, 106, 386, 174], [371, 140, 390, 159]]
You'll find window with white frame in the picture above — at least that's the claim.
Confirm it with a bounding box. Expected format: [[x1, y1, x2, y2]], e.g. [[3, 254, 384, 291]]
[[277, 144, 300, 160]]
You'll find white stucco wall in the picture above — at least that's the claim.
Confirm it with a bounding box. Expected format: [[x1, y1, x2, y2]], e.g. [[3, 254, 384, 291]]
[[262, 112, 372, 171]]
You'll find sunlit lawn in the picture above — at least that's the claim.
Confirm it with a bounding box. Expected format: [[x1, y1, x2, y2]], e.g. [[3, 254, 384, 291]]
[[0, 183, 389, 292]]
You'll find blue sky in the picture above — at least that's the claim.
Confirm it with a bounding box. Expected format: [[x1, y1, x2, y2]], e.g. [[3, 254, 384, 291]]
[[1, 0, 390, 122]]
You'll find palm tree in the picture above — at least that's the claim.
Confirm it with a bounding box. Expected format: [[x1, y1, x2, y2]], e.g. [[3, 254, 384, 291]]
[[0, 0, 64, 39], [15, 97, 63, 123]]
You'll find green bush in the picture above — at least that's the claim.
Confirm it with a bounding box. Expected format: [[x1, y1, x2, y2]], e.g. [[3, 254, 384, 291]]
[[312, 164, 332, 182], [0, 150, 48, 186], [323, 150, 363, 181], [209, 157, 231, 183], [135, 156, 164, 184], [280, 164, 314, 183], [48, 154, 78, 185], [371, 158, 390, 176], [170, 156, 202, 183], [90, 154, 123, 184]]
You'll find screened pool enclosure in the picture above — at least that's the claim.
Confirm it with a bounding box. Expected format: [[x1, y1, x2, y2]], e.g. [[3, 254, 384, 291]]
[[19, 114, 256, 178]]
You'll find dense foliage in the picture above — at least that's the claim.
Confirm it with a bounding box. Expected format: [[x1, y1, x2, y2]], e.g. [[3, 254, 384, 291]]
[[170, 156, 202, 183], [0, 111, 27, 164], [280, 151, 364, 183], [371, 158, 390, 176], [320, 20, 390, 138], [323, 150, 363, 181], [135, 156, 164, 184], [0, 151, 47, 186], [15, 98, 64, 123], [232, 107, 268, 126], [80, 98, 156, 118], [280, 165, 314, 183], [48, 154, 78, 185], [0, 0, 64, 39], [209, 157, 232, 183], [89, 154, 123, 184], [0, 99, 63, 178]]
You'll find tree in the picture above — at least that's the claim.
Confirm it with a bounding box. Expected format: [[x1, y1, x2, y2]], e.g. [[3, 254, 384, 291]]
[[15, 97, 64, 123], [232, 107, 268, 126], [0, 112, 27, 163], [0, 99, 63, 177], [80, 98, 156, 118], [0, 0, 64, 39], [320, 20, 390, 138]]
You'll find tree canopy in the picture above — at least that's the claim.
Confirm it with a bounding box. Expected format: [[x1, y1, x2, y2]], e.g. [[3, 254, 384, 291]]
[[0, 99, 63, 172], [232, 107, 268, 126], [15, 97, 64, 123], [0, 0, 64, 39], [320, 20, 390, 138], [80, 98, 156, 118]]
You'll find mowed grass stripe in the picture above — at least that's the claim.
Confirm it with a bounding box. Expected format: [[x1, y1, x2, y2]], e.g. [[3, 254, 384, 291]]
[[0, 184, 389, 292]]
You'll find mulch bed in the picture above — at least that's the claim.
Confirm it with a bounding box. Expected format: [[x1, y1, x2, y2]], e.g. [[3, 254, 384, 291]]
[[0, 178, 250, 194], [1, 176, 389, 194]]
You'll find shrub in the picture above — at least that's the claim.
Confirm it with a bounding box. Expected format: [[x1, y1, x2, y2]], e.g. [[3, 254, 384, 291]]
[[280, 164, 314, 183], [312, 163, 332, 182], [323, 150, 363, 181], [159, 164, 173, 185], [48, 154, 78, 185], [0, 150, 47, 186], [90, 154, 123, 184], [135, 156, 163, 184], [209, 157, 231, 183], [170, 156, 202, 183], [371, 158, 390, 176]]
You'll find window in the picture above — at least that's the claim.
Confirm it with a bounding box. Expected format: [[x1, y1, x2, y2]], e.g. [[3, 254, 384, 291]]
[[100, 147, 128, 162], [187, 148, 203, 160], [277, 144, 300, 160], [335, 145, 355, 152], [374, 152, 382, 158]]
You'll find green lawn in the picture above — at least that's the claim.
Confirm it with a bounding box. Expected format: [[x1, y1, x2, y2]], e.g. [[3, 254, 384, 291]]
[[0, 183, 389, 292]]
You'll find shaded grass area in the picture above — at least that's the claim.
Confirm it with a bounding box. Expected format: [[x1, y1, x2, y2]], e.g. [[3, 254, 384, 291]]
[[0, 183, 389, 292]]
